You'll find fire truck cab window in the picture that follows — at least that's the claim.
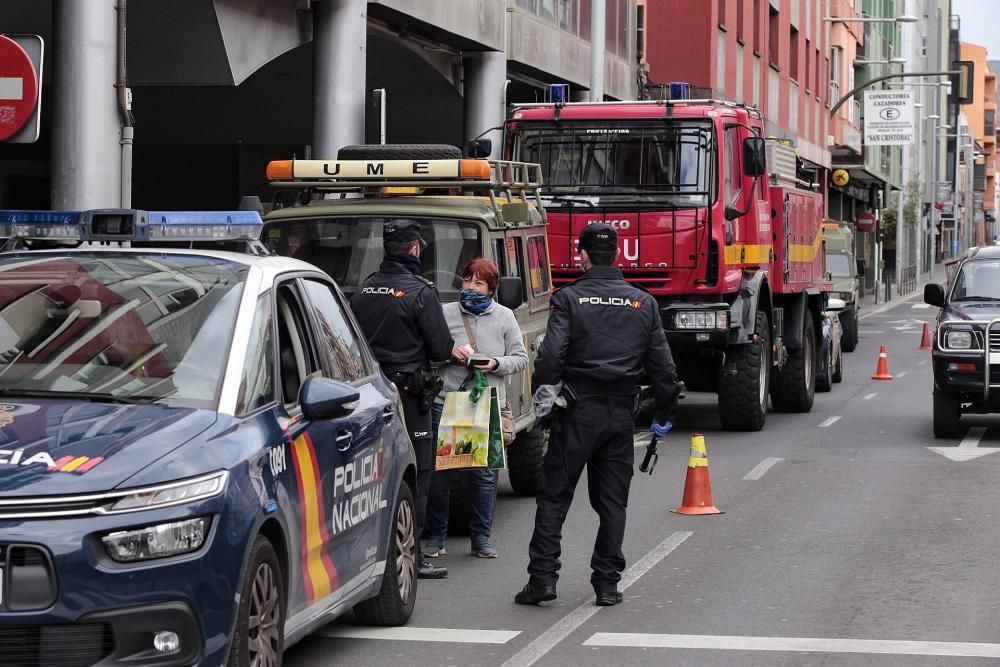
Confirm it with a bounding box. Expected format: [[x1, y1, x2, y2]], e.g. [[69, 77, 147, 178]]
[[513, 120, 714, 206], [725, 126, 744, 207]]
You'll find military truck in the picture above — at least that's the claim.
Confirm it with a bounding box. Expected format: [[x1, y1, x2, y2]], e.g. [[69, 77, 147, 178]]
[[259, 144, 552, 528], [823, 221, 862, 352]]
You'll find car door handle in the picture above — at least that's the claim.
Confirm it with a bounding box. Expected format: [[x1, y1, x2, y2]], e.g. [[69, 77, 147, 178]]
[[382, 406, 394, 424], [335, 429, 353, 451]]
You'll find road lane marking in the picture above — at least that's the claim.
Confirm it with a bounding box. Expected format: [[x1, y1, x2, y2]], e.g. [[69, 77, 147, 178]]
[[634, 433, 651, 448], [316, 627, 521, 644], [918, 359, 928, 366], [896, 371, 908, 378], [818, 416, 841, 428], [860, 330, 885, 334], [743, 457, 782, 480], [500, 531, 693, 667], [863, 393, 877, 400], [581, 633, 1000, 658], [912, 303, 932, 309], [927, 427, 1000, 461]]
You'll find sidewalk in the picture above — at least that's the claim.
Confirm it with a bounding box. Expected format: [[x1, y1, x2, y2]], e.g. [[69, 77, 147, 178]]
[[858, 262, 947, 318]]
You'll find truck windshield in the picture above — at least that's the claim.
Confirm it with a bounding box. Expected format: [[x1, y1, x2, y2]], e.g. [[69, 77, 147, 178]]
[[263, 217, 481, 299], [511, 120, 715, 206], [826, 254, 851, 277], [0, 253, 245, 409]]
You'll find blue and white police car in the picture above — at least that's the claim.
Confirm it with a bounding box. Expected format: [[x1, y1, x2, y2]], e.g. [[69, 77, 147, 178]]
[[0, 210, 418, 667]]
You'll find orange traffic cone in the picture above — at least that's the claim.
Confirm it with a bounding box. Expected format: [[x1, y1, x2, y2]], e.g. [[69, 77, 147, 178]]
[[919, 323, 932, 350], [872, 344, 893, 380], [672, 434, 722, 515]]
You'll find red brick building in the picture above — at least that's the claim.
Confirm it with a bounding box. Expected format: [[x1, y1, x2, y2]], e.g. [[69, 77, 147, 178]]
[[643, 0, 832, 171]]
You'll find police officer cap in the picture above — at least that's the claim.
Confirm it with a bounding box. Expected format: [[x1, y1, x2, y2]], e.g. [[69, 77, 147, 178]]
[[383, 219, 423, 243], [578, 223, 618, 252]]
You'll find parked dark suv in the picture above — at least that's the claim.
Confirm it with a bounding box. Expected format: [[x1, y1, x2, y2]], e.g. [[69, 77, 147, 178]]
[[924, 245, 1000, 437]]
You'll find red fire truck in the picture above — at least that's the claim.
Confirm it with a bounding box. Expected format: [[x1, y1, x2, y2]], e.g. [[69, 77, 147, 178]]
[[503, 87, 831, 431]]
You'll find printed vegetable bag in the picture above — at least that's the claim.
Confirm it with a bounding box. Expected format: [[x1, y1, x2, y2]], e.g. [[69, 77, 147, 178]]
[[435, 370, 490, 470], [487, 387, 507, 470]]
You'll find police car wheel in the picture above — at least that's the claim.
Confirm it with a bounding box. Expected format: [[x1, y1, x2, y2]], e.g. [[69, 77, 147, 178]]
[[816, 343, 833, 392], [229, 536, 285, 667], [832, 348, 843, 383], [353, 482, 417, 625], [841, 308, 858, 352]]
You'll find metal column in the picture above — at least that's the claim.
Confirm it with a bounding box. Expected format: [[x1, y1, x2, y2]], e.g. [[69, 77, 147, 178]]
[[313, 0, 367, 159], [590, 0, 605, 102], [51, 0, 122, 209], [464, 51, 507, 160]]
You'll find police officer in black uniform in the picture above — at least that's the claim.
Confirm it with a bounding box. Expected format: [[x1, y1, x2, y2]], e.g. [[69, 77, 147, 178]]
[[351, 219, 455, 580], [515, 223, 679, 606]]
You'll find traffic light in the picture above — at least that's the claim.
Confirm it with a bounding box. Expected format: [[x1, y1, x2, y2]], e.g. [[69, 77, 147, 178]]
[[952, 60, 975, 105]]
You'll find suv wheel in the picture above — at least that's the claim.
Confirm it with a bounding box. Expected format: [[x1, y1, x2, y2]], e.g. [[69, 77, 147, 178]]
[[841, 307, 859, 352], [353, 482, 417, 625], [932, 390, 962, 438]]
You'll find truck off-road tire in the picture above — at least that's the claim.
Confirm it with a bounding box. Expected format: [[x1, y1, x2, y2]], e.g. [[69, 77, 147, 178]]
[[337, 144, 463, 161], [932, 390, 962, 439], [508, 425, 548, 496], [353, 482, 416, 626], [717, 311, 770, 431], [447, 471, 472, 536], [832, 348, 843, 383], [841, 307, 859, 352], [816, 342, 833, 392], [771, 315, 816, 413]]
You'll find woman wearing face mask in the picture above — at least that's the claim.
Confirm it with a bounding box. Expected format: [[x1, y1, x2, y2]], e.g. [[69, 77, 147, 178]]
[[423, 258, 528, 559]]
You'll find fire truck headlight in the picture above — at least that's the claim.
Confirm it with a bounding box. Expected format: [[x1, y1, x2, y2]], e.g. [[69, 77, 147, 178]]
[[673, 310, 729, 330]]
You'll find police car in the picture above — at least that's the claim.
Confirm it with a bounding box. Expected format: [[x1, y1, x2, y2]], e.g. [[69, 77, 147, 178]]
[[0, 210, 417, 666]]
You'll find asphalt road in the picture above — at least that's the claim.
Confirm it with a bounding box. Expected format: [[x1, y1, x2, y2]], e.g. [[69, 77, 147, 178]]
[[286, 297, 1000, 666]]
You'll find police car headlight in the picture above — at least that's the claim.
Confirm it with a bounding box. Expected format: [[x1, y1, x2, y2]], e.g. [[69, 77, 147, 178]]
[[102, 517, 210, 562], [107, 471, 228, 513], [673, 310, 728, 330], [945, 330, 973, 349]]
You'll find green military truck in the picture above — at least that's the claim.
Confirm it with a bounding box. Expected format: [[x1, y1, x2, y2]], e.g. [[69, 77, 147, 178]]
[[823, 221, 862, 351], [259, 144, 552, 526]]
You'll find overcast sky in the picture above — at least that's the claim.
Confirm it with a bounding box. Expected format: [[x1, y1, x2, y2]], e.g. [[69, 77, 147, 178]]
[[952, 0, 1000, 61]]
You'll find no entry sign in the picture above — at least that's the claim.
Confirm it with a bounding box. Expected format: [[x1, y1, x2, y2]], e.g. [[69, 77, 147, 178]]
[[0, 35, 40, 142]]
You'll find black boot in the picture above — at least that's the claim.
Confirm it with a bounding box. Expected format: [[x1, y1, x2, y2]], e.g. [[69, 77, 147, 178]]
[[595, 590, 623, 606], [514, 581, 557, 605], [417, 559, 448, 579]]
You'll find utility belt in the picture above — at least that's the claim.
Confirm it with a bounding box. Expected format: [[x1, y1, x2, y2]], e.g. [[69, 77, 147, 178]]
[[386, 368, 443, 412]]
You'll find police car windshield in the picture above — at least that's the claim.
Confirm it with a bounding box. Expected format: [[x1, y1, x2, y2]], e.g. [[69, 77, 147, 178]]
[[263, 217, 481, 300], [0, 253, 246, 409], [511, 120, 715, 207]]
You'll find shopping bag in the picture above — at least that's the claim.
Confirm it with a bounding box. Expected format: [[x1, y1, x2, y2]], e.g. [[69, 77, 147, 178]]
[[488, 387, 507, 470], [435, 371, 490, 470]]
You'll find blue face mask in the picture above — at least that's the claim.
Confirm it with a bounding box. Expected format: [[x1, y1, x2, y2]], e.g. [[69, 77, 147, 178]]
[[459, 287, 493, 315]]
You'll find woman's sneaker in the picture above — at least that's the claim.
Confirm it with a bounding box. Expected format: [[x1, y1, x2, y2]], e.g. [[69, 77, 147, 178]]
[[422, 540, 446, 558], [472, 539, 498, 558]]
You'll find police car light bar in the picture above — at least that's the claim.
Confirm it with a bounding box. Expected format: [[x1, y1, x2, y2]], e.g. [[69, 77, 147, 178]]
[[0, 210, 83, 241], [147, 211, 264, 241], [0, 209, 264, 244], [265, 159, 492, 181]]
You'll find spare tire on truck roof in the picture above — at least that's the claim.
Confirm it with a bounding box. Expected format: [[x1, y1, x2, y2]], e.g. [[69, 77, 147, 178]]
[[337, 144, 464, 161]]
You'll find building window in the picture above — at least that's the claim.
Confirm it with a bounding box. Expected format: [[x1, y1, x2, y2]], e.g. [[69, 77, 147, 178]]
[[753, 0, 762, 53], [790, 26, 799, 82], [768, 6, 780, 66], [718, 0, 726, 27], [580, 0, 591, 41], [830, 46, 842, 108], [517, 0, 537, 12], [737, 0, 745, 42], [527, 236, 551, 297], [805, 37, 811, 91], [539, 0, 556, 23]]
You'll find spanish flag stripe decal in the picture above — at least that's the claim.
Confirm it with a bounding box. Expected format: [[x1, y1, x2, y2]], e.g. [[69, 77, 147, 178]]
[[60, 456, 90, 472], [74, 456, 104, 473], [48, 455, 74, 471], [301, 432, 340, 591], [290, 433, 338, 603]]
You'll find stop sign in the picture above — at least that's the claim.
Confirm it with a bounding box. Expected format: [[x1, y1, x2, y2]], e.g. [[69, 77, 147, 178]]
[[0, 35, 39, 142]]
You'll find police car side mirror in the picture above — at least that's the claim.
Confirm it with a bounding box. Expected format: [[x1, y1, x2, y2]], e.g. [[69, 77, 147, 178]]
[[497, 276, 524, 310], [924, 283, 945, 308], [300, 377, 360, 421]]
